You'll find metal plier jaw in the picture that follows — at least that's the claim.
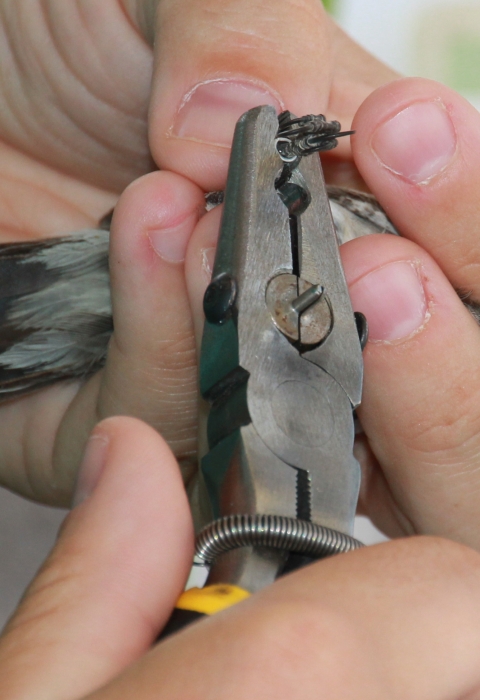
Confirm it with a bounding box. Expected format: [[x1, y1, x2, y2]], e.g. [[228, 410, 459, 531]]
[[198, 106, 364, 590]]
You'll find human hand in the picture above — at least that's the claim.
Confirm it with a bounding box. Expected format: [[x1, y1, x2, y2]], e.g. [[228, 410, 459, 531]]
[[0, 1, 397, 505], [180, 75, 480, 552], [2, 416, 480, 699], [345, 76, 480, 550]]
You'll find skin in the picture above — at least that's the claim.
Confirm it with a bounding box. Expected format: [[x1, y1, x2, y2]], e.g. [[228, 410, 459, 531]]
[[1, 1, 480, 696], [0, 0, 397, 504], [1, 417, 480, 699]]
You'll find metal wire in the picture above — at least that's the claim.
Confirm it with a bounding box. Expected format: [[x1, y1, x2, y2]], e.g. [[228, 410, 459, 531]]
[[276, 111, 353, 160], [196, 514, 363, 565]]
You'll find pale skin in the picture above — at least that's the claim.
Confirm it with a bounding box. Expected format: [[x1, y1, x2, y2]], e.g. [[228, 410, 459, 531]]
[[1, 0, 480, 697]]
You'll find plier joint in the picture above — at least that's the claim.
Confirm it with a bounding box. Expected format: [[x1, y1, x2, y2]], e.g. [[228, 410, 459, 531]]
[[198, 106, 365, 592]]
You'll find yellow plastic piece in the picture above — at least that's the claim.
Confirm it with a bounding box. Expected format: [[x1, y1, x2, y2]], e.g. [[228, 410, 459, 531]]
[[176, 584, 251, 615]]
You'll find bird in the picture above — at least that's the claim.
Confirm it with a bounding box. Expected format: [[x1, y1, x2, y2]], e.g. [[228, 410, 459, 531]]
[[0, 187, 476, 400]]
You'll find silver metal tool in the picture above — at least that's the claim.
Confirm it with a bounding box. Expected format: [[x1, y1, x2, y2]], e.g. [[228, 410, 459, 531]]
[[197, 106, 365, 593]]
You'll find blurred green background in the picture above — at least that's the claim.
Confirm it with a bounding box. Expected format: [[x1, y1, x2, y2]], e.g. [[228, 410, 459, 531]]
[[322, 0, 337, 11]]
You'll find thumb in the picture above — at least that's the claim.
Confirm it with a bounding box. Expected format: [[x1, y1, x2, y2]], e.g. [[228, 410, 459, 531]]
[[0, 416, 193, 700], [146, 0, 332, 190]]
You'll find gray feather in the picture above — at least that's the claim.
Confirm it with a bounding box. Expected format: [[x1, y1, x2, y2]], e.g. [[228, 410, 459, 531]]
[[0, 230, 111, 396], [326, 186, 399, 242]]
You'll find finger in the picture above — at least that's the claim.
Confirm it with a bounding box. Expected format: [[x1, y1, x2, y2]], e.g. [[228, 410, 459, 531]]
[[0, 416, 193, 700], [324, 20, 399, 166], [54, 170, 204, 498], [181, 205, 222, 520], [351, 77, 480, 298], [185, 205, 223, 352], [88, 538, 480, 699], [121, 2, 398, 191], [319, 21, 399, 188], [147, 0, 333, 190], [0, 2, 155, 190], [186, 208, 480, 547], [0, 170, 203, 505], [341, 232, 480, 548]]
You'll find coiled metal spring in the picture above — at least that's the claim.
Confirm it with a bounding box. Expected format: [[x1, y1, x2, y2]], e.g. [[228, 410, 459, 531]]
[[196, 514, 363, 566]]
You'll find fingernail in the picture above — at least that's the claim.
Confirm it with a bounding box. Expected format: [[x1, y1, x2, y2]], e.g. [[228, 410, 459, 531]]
[[173, 79, 282, 147], [371, 101, 457, 184], [148, 212, 197, 263], [349, 260, 429, 342], [72, 433, 110, 507]]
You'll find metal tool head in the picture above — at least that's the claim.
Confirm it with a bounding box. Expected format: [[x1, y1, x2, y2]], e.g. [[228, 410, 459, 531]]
[[200, 106, 363, 557]]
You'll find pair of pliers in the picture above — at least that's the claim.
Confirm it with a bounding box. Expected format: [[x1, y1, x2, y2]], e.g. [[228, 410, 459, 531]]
[[161, 105, 365, 636]]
